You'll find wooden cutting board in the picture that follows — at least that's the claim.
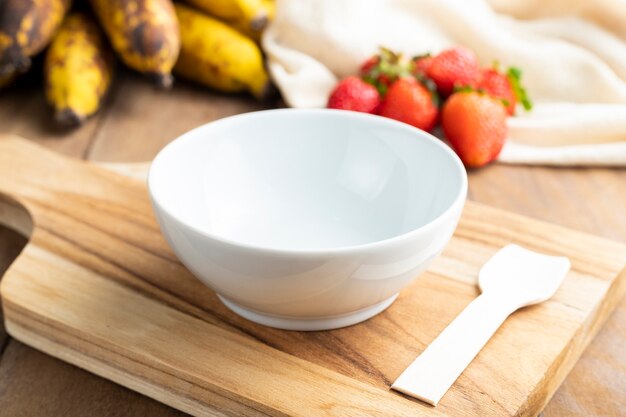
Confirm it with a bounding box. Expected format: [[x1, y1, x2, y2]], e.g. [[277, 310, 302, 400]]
[[1, 135, 625, 417]]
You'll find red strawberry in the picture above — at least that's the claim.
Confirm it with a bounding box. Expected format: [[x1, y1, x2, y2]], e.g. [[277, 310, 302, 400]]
[[360, 56, 379, 75], [478, 68, 516, 115], [412, 54, 433, 76], [427, 46, 481, 97], [360, 47, 412, 95], [327, 76, 381, 113], [441, 91, 507, 168], [478, 66, 532, 115], [378, 77, 438, 132]]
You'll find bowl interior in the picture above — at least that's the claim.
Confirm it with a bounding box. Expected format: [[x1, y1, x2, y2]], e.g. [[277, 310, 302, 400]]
[[149, 110, 466, 251]]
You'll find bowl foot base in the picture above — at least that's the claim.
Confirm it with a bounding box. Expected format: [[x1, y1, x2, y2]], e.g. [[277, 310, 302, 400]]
[[217, 293, 399, 331]]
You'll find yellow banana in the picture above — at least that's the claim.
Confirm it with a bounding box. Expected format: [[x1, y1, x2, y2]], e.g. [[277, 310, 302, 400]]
[[231, 0, 274, 42], [44, 13, 114, 127], [174, 3, 272, 100], [0, 0, 71, 76], [182, 0, 269, 33], [260, 0, 275, 23], [89, 0, 179, 88]]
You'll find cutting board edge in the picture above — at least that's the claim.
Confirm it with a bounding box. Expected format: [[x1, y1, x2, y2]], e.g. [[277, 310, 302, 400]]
[[517, 263, 626, 417]]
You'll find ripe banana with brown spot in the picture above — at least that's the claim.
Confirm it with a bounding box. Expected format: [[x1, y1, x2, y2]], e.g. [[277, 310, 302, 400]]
[[89, 0, 179, 88], [182, 0, 269, 34], [44, 12, 114, 127], [231, 0, 274, 42], [0, 0, 71, 76], [174, 3, 272, 100]]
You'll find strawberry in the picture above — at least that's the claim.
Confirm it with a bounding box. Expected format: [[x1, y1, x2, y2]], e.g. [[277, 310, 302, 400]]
[[360, 47, 412, 95], [360, 56, 379, 75], [478, 66, 532, 115], [378, 77, 438, 132], [427, 46, 481, 97], [441, 91, 507, 168], [478, 68, 515, 115], [412, 54, 433, 76], [327, 76, 381, 113]]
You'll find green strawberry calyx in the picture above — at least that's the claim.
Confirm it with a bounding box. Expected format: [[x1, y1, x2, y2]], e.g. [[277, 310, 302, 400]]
[[453, 85, 510, 109], [361, 47, 439, 106], [506, 67, 533, 111], [361, 47, 413, 95], [454, 64, 533, 112]]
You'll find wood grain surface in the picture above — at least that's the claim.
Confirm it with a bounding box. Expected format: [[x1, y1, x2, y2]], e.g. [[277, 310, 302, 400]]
[[0, 70, 625, 416], [1, 138, 625, 417]]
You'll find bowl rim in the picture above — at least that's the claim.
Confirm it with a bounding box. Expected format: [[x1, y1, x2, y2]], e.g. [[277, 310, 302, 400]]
[[148, 108, 468, 255]]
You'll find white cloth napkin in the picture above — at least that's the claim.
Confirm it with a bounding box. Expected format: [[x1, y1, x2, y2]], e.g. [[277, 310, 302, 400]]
[[262, 0, 626, 167]]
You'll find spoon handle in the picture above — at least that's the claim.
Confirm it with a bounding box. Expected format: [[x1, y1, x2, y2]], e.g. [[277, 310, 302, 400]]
[[392, 293, 516, 405]]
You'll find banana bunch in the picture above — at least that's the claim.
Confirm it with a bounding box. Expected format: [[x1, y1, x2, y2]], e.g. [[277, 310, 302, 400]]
[[44, 12, 113, 126], [174, 3, 271, 100], [1, 0, 276, 127], [89, 0, 180, 88], [0, 0, 71, 77]]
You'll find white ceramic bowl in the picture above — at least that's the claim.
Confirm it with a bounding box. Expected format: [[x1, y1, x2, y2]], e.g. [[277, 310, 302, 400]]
[[149, 109, 467, 330]]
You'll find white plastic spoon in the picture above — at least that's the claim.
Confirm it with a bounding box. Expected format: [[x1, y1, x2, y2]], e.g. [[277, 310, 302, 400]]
[[392, 244, 571, 406]]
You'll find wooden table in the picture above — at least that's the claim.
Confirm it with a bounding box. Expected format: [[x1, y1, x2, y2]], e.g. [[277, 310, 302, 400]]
[[0, 70, 624, 416]]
